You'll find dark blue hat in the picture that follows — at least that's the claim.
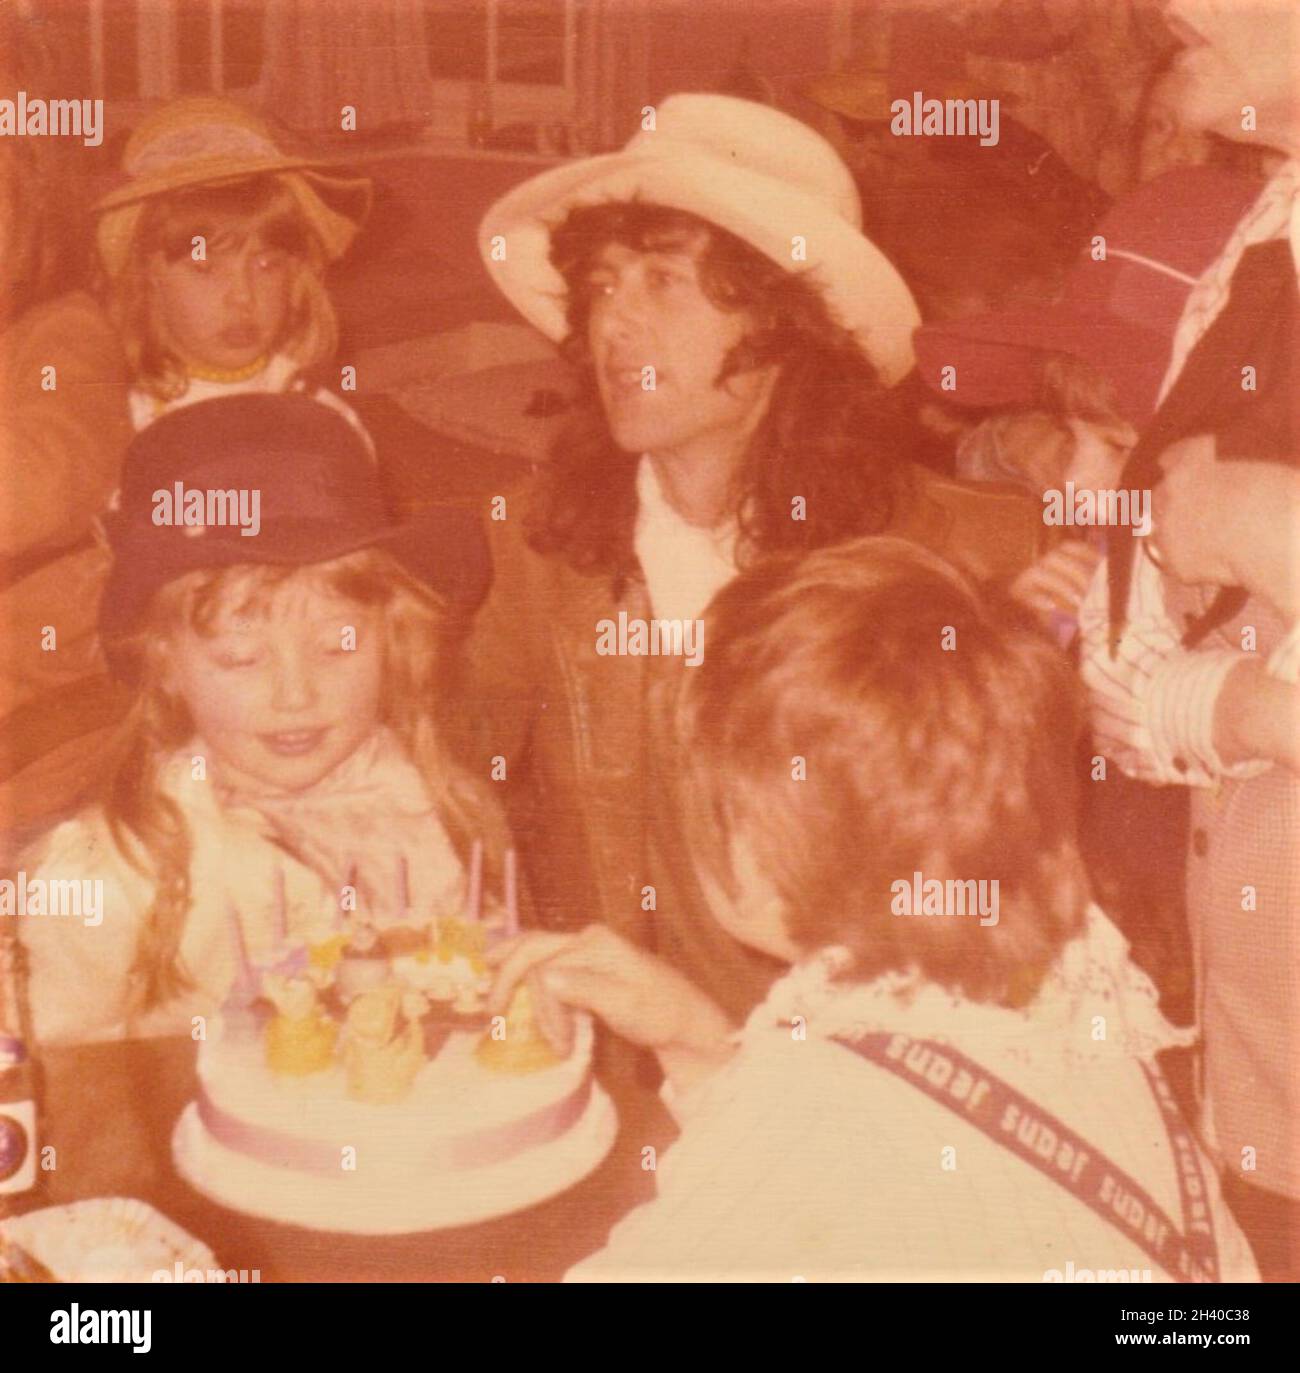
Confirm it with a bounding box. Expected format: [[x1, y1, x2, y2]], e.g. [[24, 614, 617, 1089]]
[[99, 394, 490, 659]]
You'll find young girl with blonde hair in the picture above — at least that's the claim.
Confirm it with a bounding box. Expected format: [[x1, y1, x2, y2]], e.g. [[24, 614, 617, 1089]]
[[16, 395, 496, 1045], [94, 97, 370, 432]]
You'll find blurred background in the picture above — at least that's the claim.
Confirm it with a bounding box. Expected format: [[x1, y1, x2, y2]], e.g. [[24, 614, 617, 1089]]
[[17, 0, 1286, 348]]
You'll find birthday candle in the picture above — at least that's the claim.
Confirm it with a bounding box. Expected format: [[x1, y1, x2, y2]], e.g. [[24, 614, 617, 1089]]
[[504, 849, 519, 937], [398, 855, 410, 920], [229, 904, 255, 998], [274, 867, 287, 946], [467, 840, 483, 922]]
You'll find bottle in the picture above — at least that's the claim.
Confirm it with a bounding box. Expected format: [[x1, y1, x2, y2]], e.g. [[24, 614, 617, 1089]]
[[0, 934, 39, 1216]]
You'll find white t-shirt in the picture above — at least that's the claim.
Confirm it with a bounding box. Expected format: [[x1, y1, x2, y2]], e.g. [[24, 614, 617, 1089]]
[[632, 456, 739, 624]]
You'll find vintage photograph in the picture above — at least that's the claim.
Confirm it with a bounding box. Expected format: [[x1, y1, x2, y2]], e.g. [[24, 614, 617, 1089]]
[[0, 0, 1295, 1299]]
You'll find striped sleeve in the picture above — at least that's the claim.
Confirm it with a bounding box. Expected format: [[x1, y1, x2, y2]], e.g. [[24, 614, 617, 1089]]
[[1078, 549, 1271, 787]]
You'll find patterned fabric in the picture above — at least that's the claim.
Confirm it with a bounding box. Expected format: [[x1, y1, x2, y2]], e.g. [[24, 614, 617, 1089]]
[[1080, 551, 1290, 789]]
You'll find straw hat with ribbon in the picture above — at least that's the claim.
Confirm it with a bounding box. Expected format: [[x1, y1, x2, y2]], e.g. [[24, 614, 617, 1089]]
[[480, 94, 921, 386], [95, 96, 373, 278]]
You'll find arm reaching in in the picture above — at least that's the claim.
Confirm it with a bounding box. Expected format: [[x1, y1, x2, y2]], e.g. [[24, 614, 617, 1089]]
[[487, 924, 737, 1096]]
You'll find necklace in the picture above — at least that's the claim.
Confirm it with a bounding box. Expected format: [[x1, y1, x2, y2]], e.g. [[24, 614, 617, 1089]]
[[187, 354, 270, 384]]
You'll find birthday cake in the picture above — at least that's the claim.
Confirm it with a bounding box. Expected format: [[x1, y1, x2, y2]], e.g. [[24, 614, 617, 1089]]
[[172, 918, 618, 1233]]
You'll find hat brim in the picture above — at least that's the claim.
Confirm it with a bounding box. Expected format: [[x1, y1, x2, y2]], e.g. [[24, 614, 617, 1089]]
[[913, 306, 1167, 426], [93, 155, 372, 215], [481, 146, 921, 386], [99, 500, 489, 663], [95, 163, 373, 278]]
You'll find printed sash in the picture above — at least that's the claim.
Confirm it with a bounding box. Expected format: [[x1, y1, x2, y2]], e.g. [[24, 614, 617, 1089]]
[[834, 1031, 1219, 1282]]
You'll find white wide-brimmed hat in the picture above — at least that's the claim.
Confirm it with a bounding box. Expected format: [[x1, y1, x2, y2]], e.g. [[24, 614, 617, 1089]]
[[479, 94, 920, 386]]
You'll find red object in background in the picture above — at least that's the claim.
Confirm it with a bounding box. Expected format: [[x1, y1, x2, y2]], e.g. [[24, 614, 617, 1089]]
[[914, 167, 1265, 426]]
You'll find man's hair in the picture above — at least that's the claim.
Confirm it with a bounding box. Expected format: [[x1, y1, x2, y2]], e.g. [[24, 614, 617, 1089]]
[[526, 201, 920, 580], [678, 536, 1088, 1007]]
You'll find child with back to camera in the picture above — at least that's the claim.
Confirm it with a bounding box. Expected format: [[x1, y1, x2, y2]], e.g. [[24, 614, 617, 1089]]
[[489, 537, 1256, 1281]]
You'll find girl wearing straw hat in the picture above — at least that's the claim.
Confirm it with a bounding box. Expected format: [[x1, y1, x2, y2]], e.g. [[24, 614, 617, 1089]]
[[93, 97, 372, 433]]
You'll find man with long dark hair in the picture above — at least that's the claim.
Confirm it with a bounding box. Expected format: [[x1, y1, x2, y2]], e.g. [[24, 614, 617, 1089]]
[[458, 94, 1042, 1021]]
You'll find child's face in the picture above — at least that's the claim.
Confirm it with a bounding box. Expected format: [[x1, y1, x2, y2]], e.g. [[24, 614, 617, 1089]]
[[978, 411, 1074, 493], [148, 230, 294, 373], [966, 412, 1133, 499], [1063, 417, 1135, 493], [166, 576, 384, 794]]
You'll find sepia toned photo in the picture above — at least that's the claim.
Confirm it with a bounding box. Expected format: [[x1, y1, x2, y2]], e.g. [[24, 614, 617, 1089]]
[[0, 0, 1295, 1310]]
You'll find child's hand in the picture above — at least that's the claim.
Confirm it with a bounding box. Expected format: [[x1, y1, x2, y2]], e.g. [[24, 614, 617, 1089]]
[[1010, 541, 1103, 620], [487, 925, 735, 1078]]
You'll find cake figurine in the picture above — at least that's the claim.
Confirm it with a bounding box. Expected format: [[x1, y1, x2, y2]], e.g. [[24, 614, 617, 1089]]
[[334, 922, 391, 1002], [342, 987, 427, 1104], [263, 974, 338, 1076], [475, 983, 563, 1075], [307, 932, 350, 978], [393, 915, 489, 1009], [435, 916, 488, 974]]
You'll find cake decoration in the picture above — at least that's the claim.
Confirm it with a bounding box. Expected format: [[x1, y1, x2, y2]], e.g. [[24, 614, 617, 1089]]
[[342, 987, 427, 1103], [263, 974, 338, 1076], [307, 933, 349, 975], [475, 984, 563, 1076], [173, 842, 619, 1231], [334, 922, 391, 1002]]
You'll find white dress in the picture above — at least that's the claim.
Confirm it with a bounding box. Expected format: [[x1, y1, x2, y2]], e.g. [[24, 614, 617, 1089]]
[[128, 352, 366, 440], [17, 728, 465, 1046]]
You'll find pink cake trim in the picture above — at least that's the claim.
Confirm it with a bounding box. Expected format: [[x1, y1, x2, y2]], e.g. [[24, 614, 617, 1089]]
[[195, 1072, 594, 1174]]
